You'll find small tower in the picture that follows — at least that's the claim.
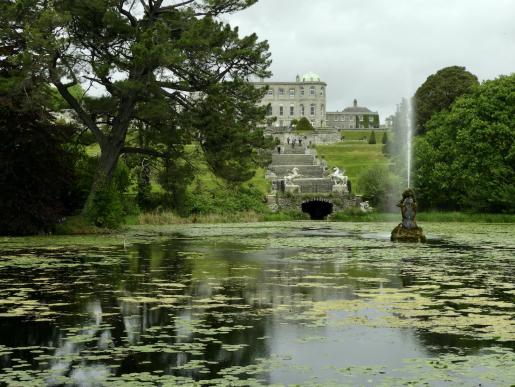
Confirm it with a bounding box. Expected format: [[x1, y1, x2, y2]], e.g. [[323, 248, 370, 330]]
[[296, 74, 300, 82], [353, 99, 358, 108]]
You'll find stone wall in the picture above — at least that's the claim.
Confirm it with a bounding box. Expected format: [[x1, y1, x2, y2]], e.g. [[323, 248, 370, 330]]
[[267, 129, 341, 146], [267, 193, 363, 214]]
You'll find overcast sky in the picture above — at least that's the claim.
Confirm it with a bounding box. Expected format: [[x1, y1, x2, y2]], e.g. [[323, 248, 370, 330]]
[[224, 0, 515, 121]]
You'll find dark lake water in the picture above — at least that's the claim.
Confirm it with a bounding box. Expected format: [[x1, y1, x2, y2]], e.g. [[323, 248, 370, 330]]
[[0, 222, 514, 386]]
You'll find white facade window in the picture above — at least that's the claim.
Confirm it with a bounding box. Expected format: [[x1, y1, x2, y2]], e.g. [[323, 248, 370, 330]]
[[300, 86, 304, 96], [289, 105, 294, 116], [300, 104, 305, 116], [279, 105, 284, 116], [309, 86, 315, 96], [310, 103, 315, 116], [320, 87, 324, 96], [279, 88, 284, 96], [321, 104, 325, 114], [289, 88, 295, 98], [267, 89, 273, 96]]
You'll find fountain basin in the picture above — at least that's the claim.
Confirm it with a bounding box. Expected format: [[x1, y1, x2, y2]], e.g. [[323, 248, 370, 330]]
[[391, 224, 427, 243]]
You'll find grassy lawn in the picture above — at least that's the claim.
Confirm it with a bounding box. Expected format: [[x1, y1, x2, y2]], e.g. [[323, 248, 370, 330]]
[[340, 129, 387, 141], [316, 142, 390, 194]]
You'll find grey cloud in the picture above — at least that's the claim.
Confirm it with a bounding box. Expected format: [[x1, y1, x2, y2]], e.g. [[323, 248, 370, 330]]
[[224, 0, 515, 120]]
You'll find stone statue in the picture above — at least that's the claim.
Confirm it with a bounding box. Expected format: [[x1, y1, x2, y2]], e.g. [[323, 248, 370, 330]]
[[399, 190, 417, 229], [360, 201, 372, 212], [284, 167, 302, 184], [391, 189, 426, 242], [330, 167, 347, 185], [330, 167, 348, 193], [283, 167, 302, 193]]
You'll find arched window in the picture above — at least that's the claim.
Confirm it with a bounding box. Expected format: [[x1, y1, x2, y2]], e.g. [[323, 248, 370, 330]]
[[321, 104, 325, 114], [266, 105, 272, 116], [310, 103, 315, 116], [309, 86, 315, 96], [320, 87, 324, 96], [300, 86, 305, 96]]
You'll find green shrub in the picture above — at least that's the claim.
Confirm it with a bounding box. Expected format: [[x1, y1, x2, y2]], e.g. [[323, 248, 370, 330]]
[[84, 160, 136, 228], [86, 183, 124, 228], [293, 117, 314, 132], [368, 131, 377, 144], [358, 165, 402, 211], [183, 182, 267, 216], [382, 131, 388, 144]]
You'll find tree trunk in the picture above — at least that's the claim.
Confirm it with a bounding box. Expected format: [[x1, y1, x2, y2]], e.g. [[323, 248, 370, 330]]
[[82, 140, 124, 214]]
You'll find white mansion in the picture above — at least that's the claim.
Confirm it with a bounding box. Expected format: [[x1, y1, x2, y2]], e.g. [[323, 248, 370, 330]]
[[254, 72, 379, 130], [253, 72, 327, 129]]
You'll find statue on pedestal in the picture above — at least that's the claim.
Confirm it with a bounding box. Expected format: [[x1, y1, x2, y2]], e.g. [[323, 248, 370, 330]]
[[330, 167, 348, 194], [391, 189, 427, 242], [283, 167, 302, 194]]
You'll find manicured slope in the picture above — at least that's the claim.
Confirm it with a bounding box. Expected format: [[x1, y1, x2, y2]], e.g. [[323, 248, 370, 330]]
[[316, 141, 390, 194]]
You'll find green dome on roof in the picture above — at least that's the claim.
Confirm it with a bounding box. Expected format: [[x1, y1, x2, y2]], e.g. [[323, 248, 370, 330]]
[[302, 72, 321, 82]]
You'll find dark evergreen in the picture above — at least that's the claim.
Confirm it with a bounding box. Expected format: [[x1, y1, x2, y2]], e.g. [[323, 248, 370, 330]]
[[0, 102, 80, 235], [381, 131, 388, 144], [414, 66, 478, 135], [2, 0, 272, 210], [368, 130, 377, 144]]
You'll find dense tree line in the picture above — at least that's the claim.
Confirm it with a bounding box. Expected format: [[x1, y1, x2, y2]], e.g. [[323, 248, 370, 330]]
[[414, 74, 515, 212]]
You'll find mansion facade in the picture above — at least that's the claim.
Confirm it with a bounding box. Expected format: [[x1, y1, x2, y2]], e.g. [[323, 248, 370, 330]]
[[253, 72, 327, 129], [326, 99, 380, 130], [254, 73, 379, 131]]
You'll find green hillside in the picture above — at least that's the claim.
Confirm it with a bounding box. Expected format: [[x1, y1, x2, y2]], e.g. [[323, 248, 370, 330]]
[[316, 141, 391, 194]]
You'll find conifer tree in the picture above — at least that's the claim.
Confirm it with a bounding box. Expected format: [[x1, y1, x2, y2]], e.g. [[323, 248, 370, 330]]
[[368, 130, 377, 144], [1, 0, 272, 209]]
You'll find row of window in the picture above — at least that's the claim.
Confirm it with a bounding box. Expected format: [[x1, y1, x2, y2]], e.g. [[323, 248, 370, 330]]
[[267, 86, 324, 98], [267, 103, 325, 117], [277, 120, 324, 128], [328, 115, 379, 122]]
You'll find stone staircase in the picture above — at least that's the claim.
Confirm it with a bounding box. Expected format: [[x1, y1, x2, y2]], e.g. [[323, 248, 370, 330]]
[[269, 146, 334, 194]]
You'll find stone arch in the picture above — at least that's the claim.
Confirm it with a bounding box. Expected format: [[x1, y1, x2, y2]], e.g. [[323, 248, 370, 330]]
[[301, 199, 333, 220]]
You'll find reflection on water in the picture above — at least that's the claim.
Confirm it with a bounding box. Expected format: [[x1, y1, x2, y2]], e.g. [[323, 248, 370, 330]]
[[0, 222, 514, 385]]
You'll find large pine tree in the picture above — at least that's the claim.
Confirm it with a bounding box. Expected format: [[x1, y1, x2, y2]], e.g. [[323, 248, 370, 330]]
[[2, 0, 272, 209]]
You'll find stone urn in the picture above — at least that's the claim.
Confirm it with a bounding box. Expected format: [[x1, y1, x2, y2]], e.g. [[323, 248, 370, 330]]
[[391, 189, 427, 242]]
